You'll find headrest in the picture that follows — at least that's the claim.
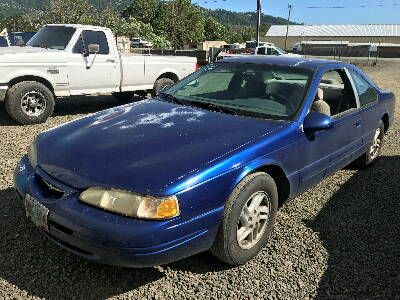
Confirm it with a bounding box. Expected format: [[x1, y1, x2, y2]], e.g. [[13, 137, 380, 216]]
[[316, 87, 324, 101]]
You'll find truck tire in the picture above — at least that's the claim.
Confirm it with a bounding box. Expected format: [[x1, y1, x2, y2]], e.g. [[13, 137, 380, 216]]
[[5, 81, 55, 125], [112, 92, 134, 102], [210, 172, 278, 265], [153, 78, 175, 95]]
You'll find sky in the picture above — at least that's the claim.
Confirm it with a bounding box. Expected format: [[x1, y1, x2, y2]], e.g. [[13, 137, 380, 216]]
[[195, 0, 400, 25]]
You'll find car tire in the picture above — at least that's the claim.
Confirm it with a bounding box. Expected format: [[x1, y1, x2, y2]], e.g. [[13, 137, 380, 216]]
[[353, 120, 385, 168], [112, 92, 135, 102], [153, 78, 175, 95], [210, 172, 278, 265], [5, 81, 55, 125]]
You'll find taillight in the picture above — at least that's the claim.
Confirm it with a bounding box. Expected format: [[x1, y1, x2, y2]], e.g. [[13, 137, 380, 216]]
[[195, 63, 200, 71]]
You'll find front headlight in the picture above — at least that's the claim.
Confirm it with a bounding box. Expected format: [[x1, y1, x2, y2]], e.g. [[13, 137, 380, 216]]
[[28, 139, 38, 168], [79, 187, 180, 220]]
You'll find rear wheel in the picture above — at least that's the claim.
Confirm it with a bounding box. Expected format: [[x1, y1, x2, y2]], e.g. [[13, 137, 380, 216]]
[[210, 172, 278, 265], [5, 81, 55, 125], [354, 120, 385, 168], [153, 78, 175, 95]]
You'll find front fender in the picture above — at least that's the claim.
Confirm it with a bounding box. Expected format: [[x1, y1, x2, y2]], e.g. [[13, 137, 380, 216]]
[[7, 69, 57, 89]]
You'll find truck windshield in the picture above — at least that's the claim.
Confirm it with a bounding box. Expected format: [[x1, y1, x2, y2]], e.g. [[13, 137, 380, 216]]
[[27, 26, 76, 50], [162, 63, 312, 121]]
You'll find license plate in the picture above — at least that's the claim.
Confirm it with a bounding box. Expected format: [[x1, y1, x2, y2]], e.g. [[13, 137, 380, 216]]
[[24, 194, 49, 232]]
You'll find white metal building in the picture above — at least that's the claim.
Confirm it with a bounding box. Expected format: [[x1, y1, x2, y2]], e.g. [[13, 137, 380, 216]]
[[265, 24, 400, 49]]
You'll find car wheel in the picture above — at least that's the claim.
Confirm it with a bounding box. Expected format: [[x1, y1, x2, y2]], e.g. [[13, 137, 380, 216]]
[[5, 81, 55, 125], [112, 92, 135, 102], [354, 120, 385, 168], [210, 172, 278, 265], [153, 78, 175, 95]]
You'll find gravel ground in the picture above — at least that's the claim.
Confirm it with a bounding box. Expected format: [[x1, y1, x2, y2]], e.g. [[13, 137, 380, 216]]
[[0, 62, 399, 300]]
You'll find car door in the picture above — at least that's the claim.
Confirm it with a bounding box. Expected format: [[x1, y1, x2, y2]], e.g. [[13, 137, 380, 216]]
[[298, 67, 362, 192], [67, 30, 119, 94]]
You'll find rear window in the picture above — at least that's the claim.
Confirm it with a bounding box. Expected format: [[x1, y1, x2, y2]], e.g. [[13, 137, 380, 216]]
[[349, 69, 377, 106]]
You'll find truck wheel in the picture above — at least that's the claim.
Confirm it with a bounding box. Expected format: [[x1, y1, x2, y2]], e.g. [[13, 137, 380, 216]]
[[5, 81, 55, 125], [210, 172, 278, 265], [153, 78, 175, 95], [112, 92, 134, 102], [353, 120, 385, 168]]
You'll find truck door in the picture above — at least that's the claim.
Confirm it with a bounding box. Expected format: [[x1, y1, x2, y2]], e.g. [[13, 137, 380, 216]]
[[67, 30, 119, 94]]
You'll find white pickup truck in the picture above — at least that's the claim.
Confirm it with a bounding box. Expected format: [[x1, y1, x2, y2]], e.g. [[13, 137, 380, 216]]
[[217, 45, 302, 60], [0, 24, 197, 124]]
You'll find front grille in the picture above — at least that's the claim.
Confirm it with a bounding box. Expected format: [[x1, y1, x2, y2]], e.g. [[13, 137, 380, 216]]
[[46, 232, 93, 256], [34, 175, 64, 199]]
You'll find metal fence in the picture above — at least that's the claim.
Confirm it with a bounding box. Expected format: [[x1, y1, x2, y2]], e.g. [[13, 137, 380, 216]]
[[295, 44, 400, 64]]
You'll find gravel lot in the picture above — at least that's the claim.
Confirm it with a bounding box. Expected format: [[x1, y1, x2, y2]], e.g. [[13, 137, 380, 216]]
[[0, 61, 399, 300]]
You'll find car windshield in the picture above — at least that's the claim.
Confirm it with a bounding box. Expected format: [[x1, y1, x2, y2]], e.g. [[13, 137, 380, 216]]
[[162, 63, 312, 121], [27, 26, 76, 50]]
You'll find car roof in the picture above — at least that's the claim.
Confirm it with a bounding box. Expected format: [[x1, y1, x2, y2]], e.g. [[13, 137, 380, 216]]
[[216, 56, 341, 70]]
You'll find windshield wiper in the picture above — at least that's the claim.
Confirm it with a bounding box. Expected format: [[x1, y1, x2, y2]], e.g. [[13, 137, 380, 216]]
[[158, 92, 186, 105], [189, 101, 238, 116]]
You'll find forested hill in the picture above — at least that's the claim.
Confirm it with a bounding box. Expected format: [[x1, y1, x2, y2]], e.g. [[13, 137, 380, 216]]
[[0, 0, 130, 17], [1, 1, 300, 26]]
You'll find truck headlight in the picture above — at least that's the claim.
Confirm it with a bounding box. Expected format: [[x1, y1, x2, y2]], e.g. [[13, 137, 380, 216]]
[[28, 139, 38, 168], [79, 187, 180, 220]]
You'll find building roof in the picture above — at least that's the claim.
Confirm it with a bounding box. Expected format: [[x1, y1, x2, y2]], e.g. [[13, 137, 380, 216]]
[[266, 24, 400, 37]]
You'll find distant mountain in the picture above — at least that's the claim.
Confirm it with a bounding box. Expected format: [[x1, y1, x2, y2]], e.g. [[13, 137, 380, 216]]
[[0, 1, 301, 27], [0, 0, 131, 17], [203, 8, 300, 26]]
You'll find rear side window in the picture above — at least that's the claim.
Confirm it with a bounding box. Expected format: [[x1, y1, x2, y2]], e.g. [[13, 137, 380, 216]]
[[73, 30, 109, 55], [349, 70, 377, 106]]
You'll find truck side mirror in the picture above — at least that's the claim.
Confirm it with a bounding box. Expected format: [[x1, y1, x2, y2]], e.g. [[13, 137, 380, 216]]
[[88, 44, 100, 54]]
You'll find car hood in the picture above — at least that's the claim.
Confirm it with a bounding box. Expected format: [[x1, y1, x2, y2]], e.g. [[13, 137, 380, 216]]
[[0, 46, 63, 63], [37, 100, 287, 195], [0, 46, 48, 55]]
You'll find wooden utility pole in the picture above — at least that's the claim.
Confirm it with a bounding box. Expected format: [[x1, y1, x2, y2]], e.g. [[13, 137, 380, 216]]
[[284, 3, 293, 50], [256, 0, 262, 47]]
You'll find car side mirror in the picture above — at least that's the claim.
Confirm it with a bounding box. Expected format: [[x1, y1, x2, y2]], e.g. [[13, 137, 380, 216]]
[[88, 44, 100, 54], [303, 111, 334, 131]]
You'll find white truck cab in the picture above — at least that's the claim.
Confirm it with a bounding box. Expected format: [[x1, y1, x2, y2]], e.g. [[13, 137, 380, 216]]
[[0, 24, 197, 124]]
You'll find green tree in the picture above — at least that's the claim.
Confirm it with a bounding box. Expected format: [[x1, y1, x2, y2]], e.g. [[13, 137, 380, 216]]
[[204, 17, 228, 41], [44, 0, 95, 24], [123, 0, 159, 24], [0, 12, 43, 32], [155, 0, 205, 49], [117, 17, 171, 49]]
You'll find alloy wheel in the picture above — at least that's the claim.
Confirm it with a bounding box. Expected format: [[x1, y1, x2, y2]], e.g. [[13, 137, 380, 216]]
[[237, 191, 271, 250], [20, 91, 47, 117], [370, 127, 382, 160]]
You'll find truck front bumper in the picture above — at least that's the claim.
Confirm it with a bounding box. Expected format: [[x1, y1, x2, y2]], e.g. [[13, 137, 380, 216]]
[[0, 85, 8, 101]]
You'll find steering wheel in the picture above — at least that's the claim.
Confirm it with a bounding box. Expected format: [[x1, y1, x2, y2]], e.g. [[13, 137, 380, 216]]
[[263, 93, 297, 113]]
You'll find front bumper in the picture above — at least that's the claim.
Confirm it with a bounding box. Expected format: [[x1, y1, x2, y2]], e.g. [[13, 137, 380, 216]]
[[0, 85, 7, 101], [14, 156, 223, 268]]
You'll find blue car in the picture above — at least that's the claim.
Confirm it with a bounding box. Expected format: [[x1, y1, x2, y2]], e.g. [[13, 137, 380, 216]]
[[14, 56, 395, 267]]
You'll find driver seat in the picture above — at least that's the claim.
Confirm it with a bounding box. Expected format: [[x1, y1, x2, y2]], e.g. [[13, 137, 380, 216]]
[[312, 88, 331, 116], [236, 75, 267, 99]]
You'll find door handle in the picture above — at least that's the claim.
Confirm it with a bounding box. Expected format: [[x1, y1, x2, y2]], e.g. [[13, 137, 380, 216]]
[[106, 59, 116, 63], [355, 119, 362, 127]]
